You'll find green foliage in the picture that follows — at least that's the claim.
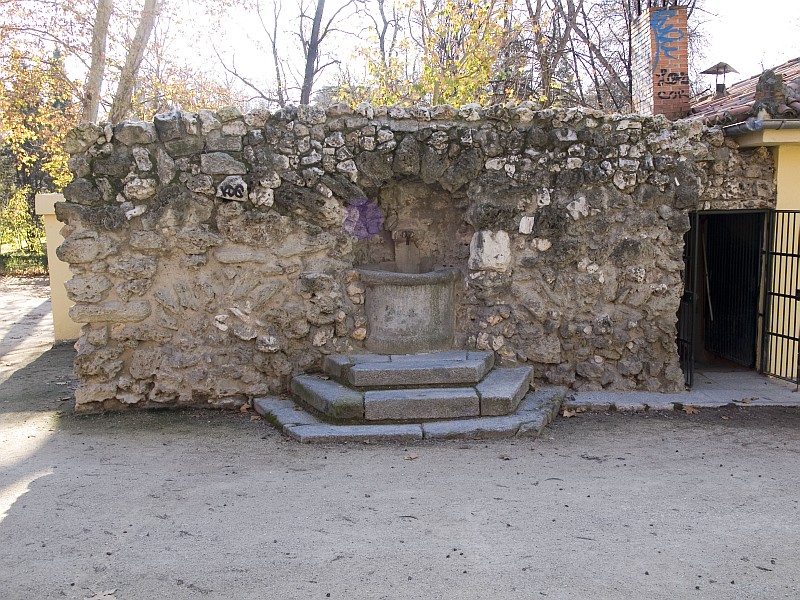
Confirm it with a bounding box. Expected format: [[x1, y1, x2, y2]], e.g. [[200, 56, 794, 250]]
[[0, 251, 48, 276], [0, 186, 45, 255], [0, 48, 78, 194]]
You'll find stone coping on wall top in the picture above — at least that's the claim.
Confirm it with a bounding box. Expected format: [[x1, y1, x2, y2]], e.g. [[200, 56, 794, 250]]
[[65, 101, 707, 149]]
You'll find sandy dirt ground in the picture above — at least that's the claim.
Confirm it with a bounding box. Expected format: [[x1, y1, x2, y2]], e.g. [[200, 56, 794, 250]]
[[1, 276, 799, 600]]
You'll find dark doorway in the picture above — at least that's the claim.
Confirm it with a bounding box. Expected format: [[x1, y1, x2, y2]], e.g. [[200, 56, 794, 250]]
[[677, 211, 767, 386], [702, 212, 765, 367]]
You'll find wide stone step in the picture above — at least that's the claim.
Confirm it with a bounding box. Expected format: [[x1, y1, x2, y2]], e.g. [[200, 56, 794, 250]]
[[290, 375, 364, 420], [476, 366, 533, 416], [364, 387, 480, 421], [327, 351, 495, 388]]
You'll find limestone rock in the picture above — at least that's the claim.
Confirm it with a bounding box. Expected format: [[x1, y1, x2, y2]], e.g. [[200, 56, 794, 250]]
[[65, 275, 112, 303], [70, 301, 151, 323], [469, 230, 511, 272], [200, 152, 246, 175], [63, 178, 102, 206], [216, 175, 248, 200], [65, 123, 104, 153], [57, 231, 116, 263], [124, 178, 158, 201], [113, 121, 157, 146], [156, 147, 176, 184], [154, 111, 182, 141]]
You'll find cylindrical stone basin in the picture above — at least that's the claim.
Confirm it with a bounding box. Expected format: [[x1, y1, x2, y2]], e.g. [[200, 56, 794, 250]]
[[358, 264, 460, 354]]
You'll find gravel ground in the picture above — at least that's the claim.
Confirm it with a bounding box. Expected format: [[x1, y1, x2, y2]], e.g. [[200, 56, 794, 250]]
[[1, 276, 799, 600]]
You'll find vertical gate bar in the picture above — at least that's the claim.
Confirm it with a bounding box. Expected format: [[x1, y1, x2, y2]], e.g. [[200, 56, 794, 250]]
[[764, 211, 771, 372], [782, 213, 789, 378], [690, 211, 699, 386], [790, 212, 800, 391], [789, 212, 794, 381], [780, 213, 787, 378], [789, 212, 797, 382], [763, 211, 770, 372]]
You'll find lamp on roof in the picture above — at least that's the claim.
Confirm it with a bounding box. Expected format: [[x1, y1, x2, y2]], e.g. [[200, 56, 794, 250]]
[[701, 62, 739, 96]]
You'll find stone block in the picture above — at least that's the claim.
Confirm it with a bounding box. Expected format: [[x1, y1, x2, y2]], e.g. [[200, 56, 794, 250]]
[[64, 123, 103, 153], [154, 111, 182, 141], [285, 424, 423, 444], [207, 130, 243, 152], [364, 388, 480, 421], [476, 366, 533, 416], [112, 121, 156, 146], [518, 387, 566, 416], [389, 351, 470, 362], [213, 246, 280, 265], [422, 415, 524, 439], [70, 301, 151, 323], [346, 355, 493, 387], [515, 388, 566, 436], [253, 396, 321, 426], [469, 230, 511, 272], [563, 391, 685, 412], [165, 137, 205, 157], [200, 152, 246, 175], [63, 178, 102, 206], [516, 415, 548, 437], [64, 275, 112, 303], [322, 353, 390, 380], [290, 375, 364, 420]]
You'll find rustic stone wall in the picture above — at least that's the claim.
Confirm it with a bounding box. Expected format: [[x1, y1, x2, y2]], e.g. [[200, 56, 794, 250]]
[[58, 103, 776, 412]]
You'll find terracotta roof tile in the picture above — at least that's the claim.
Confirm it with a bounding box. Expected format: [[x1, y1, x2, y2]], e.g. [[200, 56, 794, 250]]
[[689, 56, 800, 124]]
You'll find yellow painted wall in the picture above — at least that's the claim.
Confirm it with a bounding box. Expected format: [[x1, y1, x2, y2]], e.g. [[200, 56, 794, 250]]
[[775, 145, 800, 210], [34, 193, 82, 341]]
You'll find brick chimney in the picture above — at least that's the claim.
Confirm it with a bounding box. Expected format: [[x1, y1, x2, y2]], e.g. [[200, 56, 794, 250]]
[[631, 5, 690, 119]]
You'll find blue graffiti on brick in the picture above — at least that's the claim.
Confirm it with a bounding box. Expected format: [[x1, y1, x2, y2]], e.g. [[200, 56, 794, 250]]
[[651, 9, 684, 70], [343, 198, 384, 240]]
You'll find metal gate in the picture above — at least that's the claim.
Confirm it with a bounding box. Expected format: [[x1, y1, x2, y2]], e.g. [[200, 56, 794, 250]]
[[761, 210, 800, 385], [677, 212, 699, 387]]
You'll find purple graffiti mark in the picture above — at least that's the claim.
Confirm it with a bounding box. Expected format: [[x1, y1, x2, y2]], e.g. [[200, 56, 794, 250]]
[[343, 198, 384, 240], [656, 69, 690, 87], [651, 9, 684, 70]]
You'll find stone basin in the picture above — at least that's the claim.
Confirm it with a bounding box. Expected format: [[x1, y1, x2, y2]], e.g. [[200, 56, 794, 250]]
[[358, 263, 460, 354]]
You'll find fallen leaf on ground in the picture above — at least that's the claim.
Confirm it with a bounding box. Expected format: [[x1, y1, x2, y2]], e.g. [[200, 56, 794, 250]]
[[249, 415, 262, 421], [239, 404, 251, 412], [562, 409, 578, 418], [736, 397, 756, 404], [721, 415, 731, 420], [404, 453, 418, 461], [499, 454, 511, 461], [683, 405, 699, 414]]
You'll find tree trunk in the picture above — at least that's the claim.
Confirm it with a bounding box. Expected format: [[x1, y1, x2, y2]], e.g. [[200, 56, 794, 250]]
[[82, 0, 113, 123], [300, 0, 325, 105], [108, 0, 161, 123]]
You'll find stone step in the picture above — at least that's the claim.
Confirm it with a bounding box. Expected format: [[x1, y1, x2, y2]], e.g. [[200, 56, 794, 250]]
[[290, 375, 364, 420], [476, 366, 533, 416], [333, 351, 495, 388], [364, 387, 480, 421]]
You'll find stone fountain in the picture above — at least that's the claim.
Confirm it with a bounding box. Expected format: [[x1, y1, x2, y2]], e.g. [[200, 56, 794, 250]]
[[285, 191, 539, 433], [358, 229, 460, 355]]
